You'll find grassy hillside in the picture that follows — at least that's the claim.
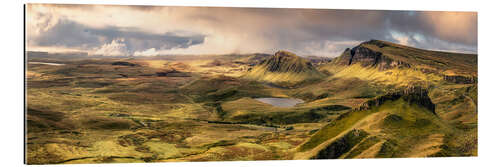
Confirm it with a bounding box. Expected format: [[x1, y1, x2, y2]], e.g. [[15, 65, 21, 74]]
[[295, 96, 474, 159], [321, 63, 443, 88], [295, 39, 479, 159], [244, 50, 326, 87]]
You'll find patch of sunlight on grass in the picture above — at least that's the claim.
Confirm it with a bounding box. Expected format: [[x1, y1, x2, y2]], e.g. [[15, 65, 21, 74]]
[[267, 142, 293, 150], [244, 65, 324, 84], [88, 140, 144, 157], [144, 141, 181, 159], [236, 142, 269, 151], [322, 64, 441, 87]]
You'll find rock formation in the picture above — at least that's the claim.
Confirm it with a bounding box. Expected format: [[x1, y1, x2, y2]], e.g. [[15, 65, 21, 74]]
[[336, 40, 411, 70], [356, 86, 436, 114]]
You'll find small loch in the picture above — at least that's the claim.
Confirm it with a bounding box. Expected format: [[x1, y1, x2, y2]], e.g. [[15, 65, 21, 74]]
[[29, 62, 65, 66], [254, 97, 304, 107]]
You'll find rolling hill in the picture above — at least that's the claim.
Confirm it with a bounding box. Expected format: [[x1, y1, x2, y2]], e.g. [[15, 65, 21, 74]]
[[26, 39, 477, 163], [291, 40, 478, 159], [294, 86, 475, 159], [244, 50, 326, 87]]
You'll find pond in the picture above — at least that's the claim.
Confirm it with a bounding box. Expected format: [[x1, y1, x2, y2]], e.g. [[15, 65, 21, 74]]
[[254, 97, 304, 107], [28, 62, 65, 66]]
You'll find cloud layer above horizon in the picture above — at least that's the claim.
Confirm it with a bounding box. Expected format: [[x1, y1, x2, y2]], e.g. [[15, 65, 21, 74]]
[[26, 4, 477, 57]]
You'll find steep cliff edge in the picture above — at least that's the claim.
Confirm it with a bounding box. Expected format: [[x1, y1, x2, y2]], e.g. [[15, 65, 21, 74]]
[[336, 43, 411, 70], [355, 86, 436, 114], [331, 39, 477, 76]]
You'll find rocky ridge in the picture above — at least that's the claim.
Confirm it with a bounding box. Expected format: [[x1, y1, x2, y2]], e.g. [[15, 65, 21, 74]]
[[336, 40, 411, 70], [355, 86, 436, 114]]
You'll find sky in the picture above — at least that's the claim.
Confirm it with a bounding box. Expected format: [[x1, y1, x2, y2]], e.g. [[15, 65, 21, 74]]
[[26, 4, 477, 57]]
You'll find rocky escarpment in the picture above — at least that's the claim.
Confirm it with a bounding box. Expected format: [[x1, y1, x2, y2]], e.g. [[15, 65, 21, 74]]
[[356, 86, 436, 114], [336, 40, 411, 70], [443, 75, 477, 84]]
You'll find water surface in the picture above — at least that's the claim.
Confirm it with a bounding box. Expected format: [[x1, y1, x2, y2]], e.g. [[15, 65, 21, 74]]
[[29, 62, 65, 66], [254, 97, 304, 107]]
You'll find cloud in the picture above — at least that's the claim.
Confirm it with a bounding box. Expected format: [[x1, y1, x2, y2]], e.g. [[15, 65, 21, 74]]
[[92, 39, 129, 56], [133, 48, 158, 57], [417, 12, 477, 46], [381, 11, 477, 53], [34, 19, 101, 48], [26, 4, 477, 57], [30, 18, 205, 56]]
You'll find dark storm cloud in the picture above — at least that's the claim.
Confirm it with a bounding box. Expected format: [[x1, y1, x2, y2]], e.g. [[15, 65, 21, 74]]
[[380, 11, 477, 51], [257, 9, 477, 53], [86, 26, 205, 51], [176, 7, 477, 55], [35, 19, 101, 48], [34, 19, 205, 53]]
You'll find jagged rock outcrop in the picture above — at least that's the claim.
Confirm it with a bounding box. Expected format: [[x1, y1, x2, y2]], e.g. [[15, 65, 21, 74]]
[[443, 75, 477, 84], [330, 39, 477, 79], [337, 41, 411, 70], [356, 86, 436, 114]]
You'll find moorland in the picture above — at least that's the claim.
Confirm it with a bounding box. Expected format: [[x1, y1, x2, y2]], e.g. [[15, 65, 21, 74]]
[[26, 40, 477, 164]]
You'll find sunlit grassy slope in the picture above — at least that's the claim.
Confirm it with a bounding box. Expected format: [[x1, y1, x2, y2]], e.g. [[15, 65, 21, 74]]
[[244, 50, 325, 86], [295, 98, 475, 159], [293, 40, 478, 159], [25, 39, 477, 164], [320, 63, 442, 87], [26, 58, 326, 164]]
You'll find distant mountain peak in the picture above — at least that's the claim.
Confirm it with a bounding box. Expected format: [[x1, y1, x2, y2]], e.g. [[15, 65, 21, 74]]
[[274, 50, 299, 58], [244, 50, 325, 86], [262, 50, 314, 73]]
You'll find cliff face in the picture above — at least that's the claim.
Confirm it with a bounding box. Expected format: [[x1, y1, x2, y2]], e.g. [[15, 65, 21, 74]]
[[332, 39, 478, 78], [356, 86, 436, 114], [337, 41, 411, 70]]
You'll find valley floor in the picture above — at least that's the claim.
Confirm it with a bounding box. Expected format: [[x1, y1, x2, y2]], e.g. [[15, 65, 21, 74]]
[[25, 55, 477, 164]]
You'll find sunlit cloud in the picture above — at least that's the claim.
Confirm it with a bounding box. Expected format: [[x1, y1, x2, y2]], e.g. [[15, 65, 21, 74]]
[[26, 4, 477, 57]]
